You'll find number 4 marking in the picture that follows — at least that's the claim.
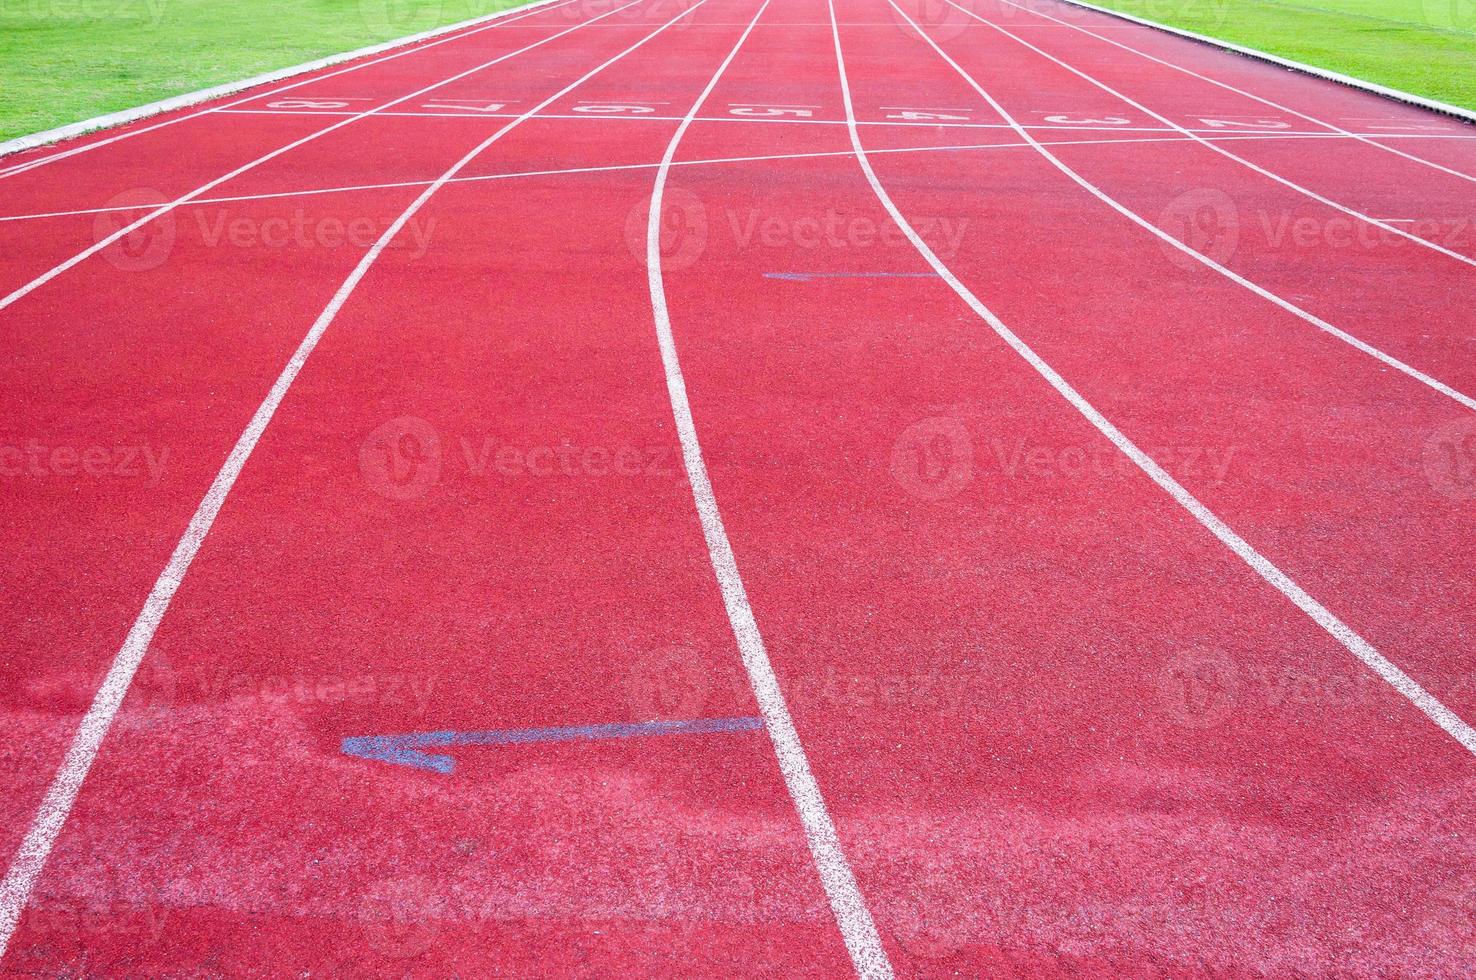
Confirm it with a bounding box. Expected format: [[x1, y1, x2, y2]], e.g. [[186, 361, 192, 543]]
[[1198, 117, 1290, 129], [422, 101, 506, 113], [886, 110, 969, 121]]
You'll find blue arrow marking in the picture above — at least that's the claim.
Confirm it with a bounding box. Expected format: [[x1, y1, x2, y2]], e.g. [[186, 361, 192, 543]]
[[341, 715, 765, 774]]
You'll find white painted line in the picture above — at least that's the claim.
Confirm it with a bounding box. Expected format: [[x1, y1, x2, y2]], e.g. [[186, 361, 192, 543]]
[[215, 106, 1447, 143], [645, 3, 891, 978], [914, 0, 1476, 412], [0, 0, 712, 961], [0, 0, 622, 314], [0, 131, 1412, 225], [995, 0, 1476, 185], [0, 0, 574, 173], [957, 0, 1476, 270], [1048, 0, 1476, 126], [839, 0, 1476, 762]]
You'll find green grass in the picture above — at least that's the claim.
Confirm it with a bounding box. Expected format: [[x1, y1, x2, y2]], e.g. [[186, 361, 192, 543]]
[[1082, 0, 1476, 110], [0, 0, 529, 142]]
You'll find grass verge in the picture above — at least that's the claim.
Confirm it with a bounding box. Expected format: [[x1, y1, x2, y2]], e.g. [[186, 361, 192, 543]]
[[0, 0, 529, 142], [1069, 0, 1476, 112]]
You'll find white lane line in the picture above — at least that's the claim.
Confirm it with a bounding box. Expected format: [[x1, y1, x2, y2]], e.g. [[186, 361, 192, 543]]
[[216, 106, 1425, 140], [842, 0, 1476, 756], [895, 1, 1476, 412], [1011, 0, 1476, 184], [0, 0, 637, 315], [0, 0, 577, 179], [4, 131, 1383, 224], [645, 2, 893, 977], [952, 0, 1476, 271], [0, 0, 712, 960]]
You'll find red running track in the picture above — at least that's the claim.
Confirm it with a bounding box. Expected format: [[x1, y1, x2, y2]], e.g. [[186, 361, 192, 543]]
[[1, 0, 1475, 973]]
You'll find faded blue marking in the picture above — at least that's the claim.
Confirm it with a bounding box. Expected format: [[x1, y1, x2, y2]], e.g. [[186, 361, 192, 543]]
[[764, 271, 941, 282], [341, 715, 765, 774]]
